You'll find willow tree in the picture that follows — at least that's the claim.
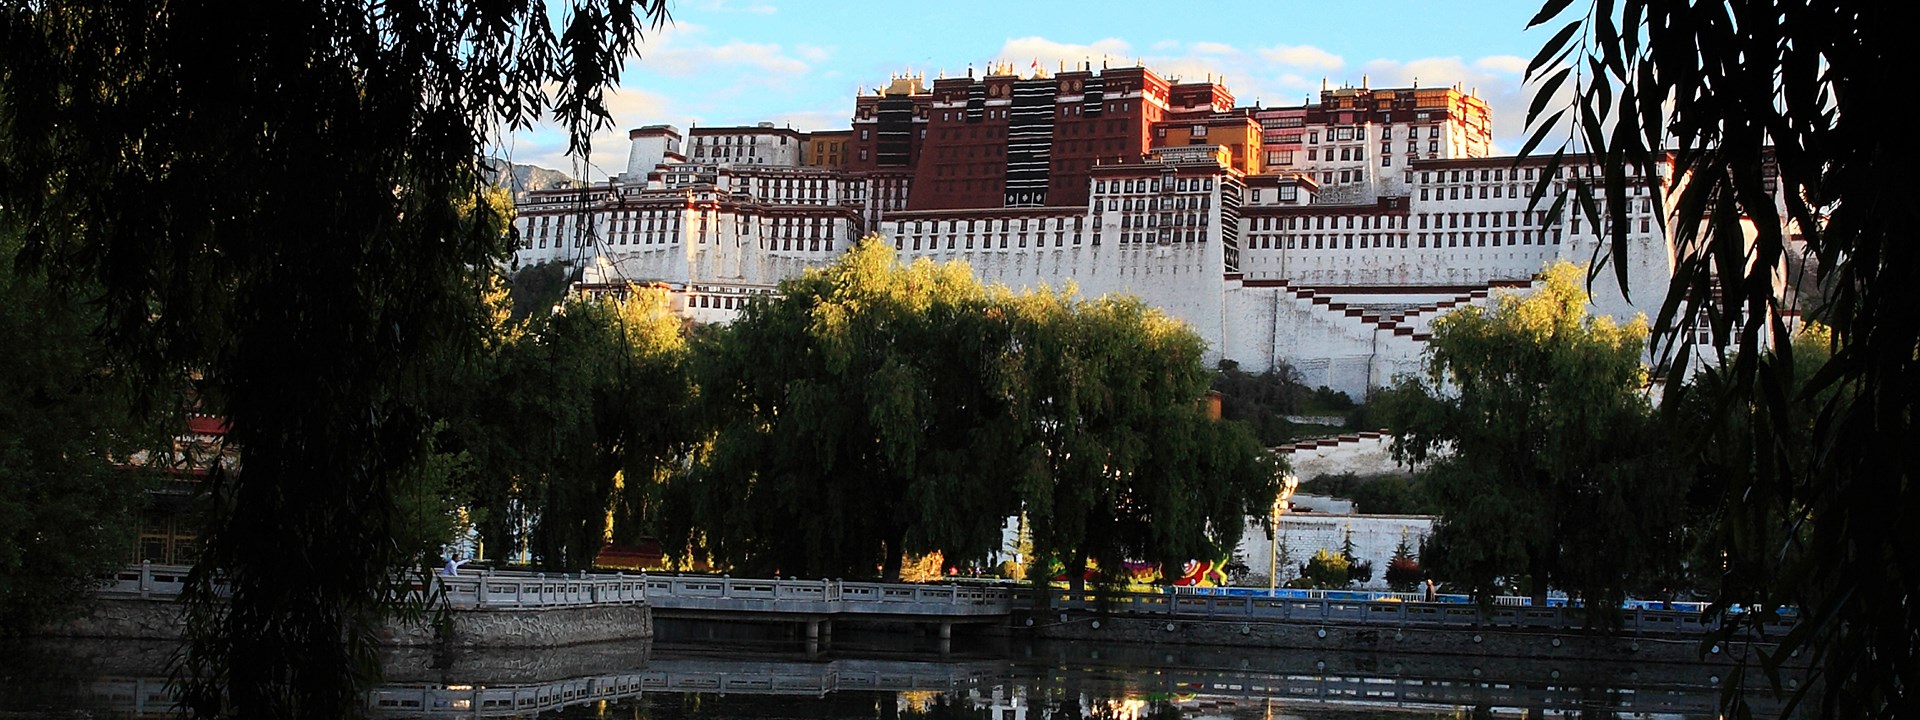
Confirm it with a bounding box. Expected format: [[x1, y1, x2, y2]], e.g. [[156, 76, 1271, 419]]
[[1383, 262, 1686, 615], [460, 286, 693, 571], [1010, 290, 1280, 591], [665, 239, 1023, 581], [1527, 1, 1913, 714], [0, 227, 170, 636], [0, 1, 667, 715]]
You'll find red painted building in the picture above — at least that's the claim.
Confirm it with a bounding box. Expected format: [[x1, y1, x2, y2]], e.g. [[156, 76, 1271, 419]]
[[848, 65, 1243, 212]]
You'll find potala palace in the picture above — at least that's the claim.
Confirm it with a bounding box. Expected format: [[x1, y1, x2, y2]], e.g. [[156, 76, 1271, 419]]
[[510, 64, 1693, 398]]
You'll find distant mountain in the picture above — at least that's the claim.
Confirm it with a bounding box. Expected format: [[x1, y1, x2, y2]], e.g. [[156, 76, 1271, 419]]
[[482, 158, 578, 199]]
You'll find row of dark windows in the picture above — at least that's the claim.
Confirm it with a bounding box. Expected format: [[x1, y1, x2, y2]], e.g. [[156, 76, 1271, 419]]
[[1240, 230, 1565, 250]]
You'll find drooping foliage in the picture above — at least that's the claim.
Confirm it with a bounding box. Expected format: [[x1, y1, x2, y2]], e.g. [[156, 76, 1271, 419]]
[[1010, 290, 1281, 590], [665, 240, 1022, 581], [660, 240, 1280, 585], [457, 286, 694, 571], [1660, 326, 1831, 605], [1384, 262, 1688, 618], [0, 229, 167, 636], [0, 1, 668, 715], [1527, 1, 1915, 714]]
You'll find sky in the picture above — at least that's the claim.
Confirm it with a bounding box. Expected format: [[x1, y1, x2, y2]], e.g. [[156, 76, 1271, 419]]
[[503, 0, 1563, 181]]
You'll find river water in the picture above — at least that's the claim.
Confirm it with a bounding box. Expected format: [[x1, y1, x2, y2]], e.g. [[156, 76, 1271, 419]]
[[5, 628, 1741, 718]]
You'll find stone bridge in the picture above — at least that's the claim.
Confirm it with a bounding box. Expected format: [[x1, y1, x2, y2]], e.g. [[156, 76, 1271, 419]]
[[99, 563, 1790, 643]]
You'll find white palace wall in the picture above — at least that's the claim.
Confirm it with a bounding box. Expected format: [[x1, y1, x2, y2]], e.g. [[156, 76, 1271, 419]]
[[1278, 433, 1407, 482], [899, 239, 1232, 364], [1233, 434, 1433, 589], [515, 154, 1691, 400]]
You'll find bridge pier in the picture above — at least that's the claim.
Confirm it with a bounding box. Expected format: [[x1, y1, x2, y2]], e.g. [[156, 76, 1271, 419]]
[[803, 617, 833, 654]]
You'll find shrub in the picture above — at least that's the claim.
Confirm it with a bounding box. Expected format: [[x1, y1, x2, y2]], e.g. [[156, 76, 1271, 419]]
[[1385, 556, 1423, 592], [1301, 548, 1351, 589]]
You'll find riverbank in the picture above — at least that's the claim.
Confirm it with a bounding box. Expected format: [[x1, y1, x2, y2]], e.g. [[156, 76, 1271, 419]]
[[38, 596, 653, 649]]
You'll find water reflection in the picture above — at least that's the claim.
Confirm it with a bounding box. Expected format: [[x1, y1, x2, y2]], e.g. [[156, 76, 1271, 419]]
[[2, 634, 1751, 719]]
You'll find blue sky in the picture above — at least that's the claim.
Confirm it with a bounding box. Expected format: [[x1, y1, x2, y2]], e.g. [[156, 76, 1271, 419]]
[[504, 0, 1561, 180]]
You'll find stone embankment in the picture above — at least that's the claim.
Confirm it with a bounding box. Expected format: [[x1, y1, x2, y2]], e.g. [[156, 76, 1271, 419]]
[[45, 563, 652, 648], [42, 596, 653, 649]]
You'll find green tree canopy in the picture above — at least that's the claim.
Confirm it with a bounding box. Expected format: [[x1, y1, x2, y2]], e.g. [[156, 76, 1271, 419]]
[[660, 240, 1280, 586], [1529, 1, 1914, 714], [455, 286, 694, 571], [1010, 290, 1280, 590], [664, 240, 1022, 581], [0, 1, 667, 715], [1384, 262, 1688, 617], [0, 229, 169, 636]]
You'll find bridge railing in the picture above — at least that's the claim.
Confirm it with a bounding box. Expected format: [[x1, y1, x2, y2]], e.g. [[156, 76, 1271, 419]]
[[100, 563, 648, 611], [99, 564, 1792, 638], [635, 574, 1016, 616], [1023, 587, 1796, 638], [438, 571, 647, 610], [101, 561, 194, 599]]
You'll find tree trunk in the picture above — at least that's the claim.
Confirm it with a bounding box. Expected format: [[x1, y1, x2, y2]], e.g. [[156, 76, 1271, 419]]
[[1067, 550, 1087, 594]]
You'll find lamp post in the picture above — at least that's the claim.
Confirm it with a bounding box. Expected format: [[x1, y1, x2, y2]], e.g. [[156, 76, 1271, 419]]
[[1269, 472, 1299, 593], [1268, 498, 1279, 592]]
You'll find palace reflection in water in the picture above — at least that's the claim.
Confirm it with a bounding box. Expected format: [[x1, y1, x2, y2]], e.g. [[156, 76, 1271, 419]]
[[4, 630, 1760, 719]]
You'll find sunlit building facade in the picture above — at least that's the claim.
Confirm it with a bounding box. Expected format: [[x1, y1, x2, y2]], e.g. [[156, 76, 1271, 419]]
[[511, 65, 1687, 397]]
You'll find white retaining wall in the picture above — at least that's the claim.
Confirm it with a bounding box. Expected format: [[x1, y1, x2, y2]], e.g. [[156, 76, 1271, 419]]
[[1236, 514, 1434, 590]]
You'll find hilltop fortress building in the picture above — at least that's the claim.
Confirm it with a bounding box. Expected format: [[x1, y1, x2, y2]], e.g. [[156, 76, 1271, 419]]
[[511, 64, 1686, 398]]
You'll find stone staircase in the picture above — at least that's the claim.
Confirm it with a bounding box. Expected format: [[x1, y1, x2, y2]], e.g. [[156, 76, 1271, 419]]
[[1263, 278, 1531, 342]]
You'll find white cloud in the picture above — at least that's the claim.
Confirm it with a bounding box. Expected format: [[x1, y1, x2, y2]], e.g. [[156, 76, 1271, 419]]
[[1147, 57, 1232, 84], [629, 19, 703, 56], [795, 44, 833, 64], [649, 40, 811, 78], [1474, 55, 1529, 74], [767, 108, 849, 132], [503, 86, 674, 182], [996, 36, 1136, 72], [984, 36, 1311, 108], [1259, 44, 1344, 71], [1191, 41, 1240, 56], [1358, 55, 1537, 152], [600, 86, 673, 126], [619, 20, 813, 80]]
